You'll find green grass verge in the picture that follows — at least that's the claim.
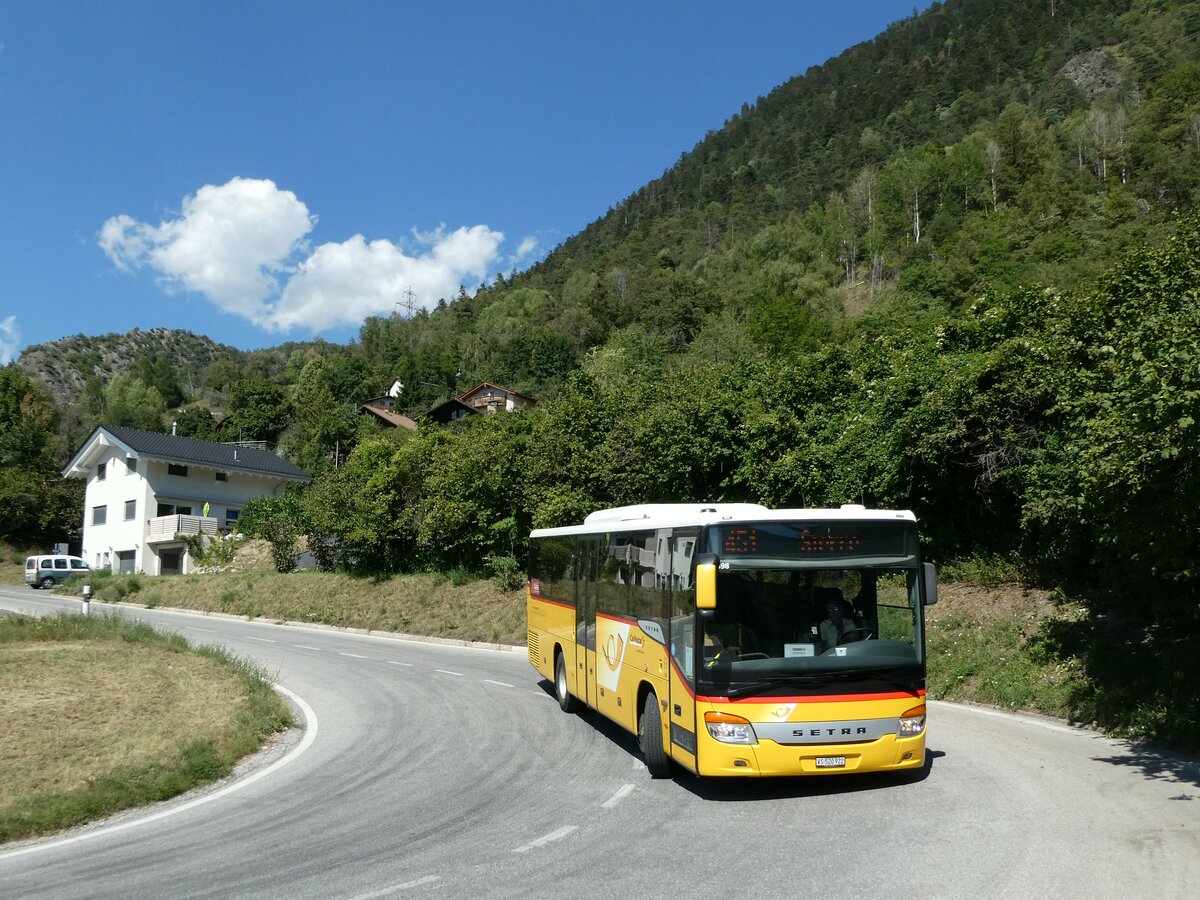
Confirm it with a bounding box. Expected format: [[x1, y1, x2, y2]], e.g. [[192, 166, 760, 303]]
[[926, 610, 1086, 717], [0, 614, 291, 843], [925, 580, 1200, 755]]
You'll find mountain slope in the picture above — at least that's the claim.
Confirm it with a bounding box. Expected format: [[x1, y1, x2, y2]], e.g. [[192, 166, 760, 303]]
[[16, 328, 234, 408]]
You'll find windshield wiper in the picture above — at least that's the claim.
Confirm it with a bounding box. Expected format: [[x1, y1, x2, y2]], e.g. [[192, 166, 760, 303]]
[[720, 668, 919, 699], [723, 674, 829, 698], [825, 666, 920, 692]]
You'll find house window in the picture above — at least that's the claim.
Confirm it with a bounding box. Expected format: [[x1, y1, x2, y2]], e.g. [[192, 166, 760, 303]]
[[92, 505, 107, 525], [125, 457, 137, 475], [97, 463, 107, 481], [225, 508, 240, 527], [168, 464, 188, 477], [215, 472, 228, 482], [157, 503, 192, 517], [124, 500, 136, 521]]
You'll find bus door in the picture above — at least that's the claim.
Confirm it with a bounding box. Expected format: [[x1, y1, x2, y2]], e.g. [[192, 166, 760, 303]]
[[667, 531, 699, 772], [577, 536, 600, 709]]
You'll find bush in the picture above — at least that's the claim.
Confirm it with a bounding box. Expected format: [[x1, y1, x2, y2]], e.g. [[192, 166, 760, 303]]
[[239, 496, 303, 574], [484, 554, 526, 592]]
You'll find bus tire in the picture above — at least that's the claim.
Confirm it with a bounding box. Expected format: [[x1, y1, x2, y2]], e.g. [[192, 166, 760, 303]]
[[555, 652, 581, 713], [639, 692, 672, 778]]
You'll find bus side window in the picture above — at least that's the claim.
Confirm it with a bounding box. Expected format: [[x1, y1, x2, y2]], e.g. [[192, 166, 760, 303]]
[[669, 531, 697, 685]]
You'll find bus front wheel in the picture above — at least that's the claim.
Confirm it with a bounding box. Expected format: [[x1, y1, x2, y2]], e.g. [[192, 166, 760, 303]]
[[555, 652, 581, 713], [639, 693, 672, 778]]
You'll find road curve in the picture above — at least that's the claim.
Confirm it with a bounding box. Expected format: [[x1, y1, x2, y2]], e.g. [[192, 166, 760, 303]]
[[0, 588, 1196, 899]]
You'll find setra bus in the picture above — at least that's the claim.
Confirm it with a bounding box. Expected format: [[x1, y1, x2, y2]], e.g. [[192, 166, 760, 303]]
[[526, 503, 937, 778]]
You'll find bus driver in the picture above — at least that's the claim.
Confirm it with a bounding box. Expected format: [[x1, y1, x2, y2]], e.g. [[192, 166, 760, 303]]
[[819, 600, 861, 648]]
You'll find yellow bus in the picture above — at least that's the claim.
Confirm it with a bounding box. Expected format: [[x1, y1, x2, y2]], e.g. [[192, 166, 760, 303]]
[[527, 503, 937, 778]]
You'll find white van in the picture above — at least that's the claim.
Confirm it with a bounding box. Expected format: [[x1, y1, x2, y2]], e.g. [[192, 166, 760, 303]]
[[24, 555, 90, 589]]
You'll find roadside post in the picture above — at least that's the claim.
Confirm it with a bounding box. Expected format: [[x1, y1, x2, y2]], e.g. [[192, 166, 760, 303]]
[[81, 584, 91, 616]]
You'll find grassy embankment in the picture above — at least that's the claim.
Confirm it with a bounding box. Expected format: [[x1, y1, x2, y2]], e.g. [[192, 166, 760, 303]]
[[0, 612, 291, 843]]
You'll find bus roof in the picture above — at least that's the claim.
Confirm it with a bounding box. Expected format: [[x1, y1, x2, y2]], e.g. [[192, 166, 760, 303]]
[[529, 503, 917, 538]]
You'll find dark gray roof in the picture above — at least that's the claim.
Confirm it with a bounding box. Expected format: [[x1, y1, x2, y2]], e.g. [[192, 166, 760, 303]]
[[420, 397, 478, 421], [72, 425, 310, 480]]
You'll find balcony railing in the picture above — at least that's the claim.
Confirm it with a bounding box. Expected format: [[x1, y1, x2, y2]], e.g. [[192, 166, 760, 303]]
[[146, 515, 219, 543]]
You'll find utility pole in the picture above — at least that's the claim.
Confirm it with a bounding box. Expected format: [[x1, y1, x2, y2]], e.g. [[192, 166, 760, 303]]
[[396, 286, 418, 319]]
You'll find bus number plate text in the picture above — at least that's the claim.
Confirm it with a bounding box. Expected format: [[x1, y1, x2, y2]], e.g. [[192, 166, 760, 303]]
[[815, 756, 846, 768]]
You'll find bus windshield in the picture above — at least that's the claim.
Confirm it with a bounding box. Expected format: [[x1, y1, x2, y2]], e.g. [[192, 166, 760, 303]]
[[697, 566, 923, 692]]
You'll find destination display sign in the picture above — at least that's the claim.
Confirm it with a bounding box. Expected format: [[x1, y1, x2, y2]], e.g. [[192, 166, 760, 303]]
[[717, 522, 914, 561]]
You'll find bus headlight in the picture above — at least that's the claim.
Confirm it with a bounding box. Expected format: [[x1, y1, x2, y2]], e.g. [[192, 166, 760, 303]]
[[704, 711, 758, 745], [897, 704, 926, 737]]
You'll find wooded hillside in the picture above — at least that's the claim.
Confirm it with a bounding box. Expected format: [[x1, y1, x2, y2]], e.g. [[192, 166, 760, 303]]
[[8, 0, 1199, 707]]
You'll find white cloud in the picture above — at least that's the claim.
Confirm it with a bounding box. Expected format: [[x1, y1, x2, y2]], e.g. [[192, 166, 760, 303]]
[[99, 178, 509, 334], [270, 226, 503, 332], [513, 236, 539, 263], [0, 315, 18, 364], [100, 178, 315, 325]]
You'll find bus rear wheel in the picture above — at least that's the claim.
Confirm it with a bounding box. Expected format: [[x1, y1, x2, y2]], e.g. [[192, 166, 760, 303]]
[[555, 652, 581, 713], [639, 692, 672, 778]]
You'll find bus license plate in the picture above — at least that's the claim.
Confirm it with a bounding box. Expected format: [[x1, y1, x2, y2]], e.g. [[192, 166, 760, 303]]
[[815, 756, 846, 768]]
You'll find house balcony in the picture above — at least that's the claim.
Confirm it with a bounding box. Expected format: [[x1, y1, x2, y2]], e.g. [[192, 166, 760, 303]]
[[146, 515, 219, 544]]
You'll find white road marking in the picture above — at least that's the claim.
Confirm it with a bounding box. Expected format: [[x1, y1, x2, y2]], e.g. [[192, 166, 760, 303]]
[[340, 653, 368, 659], [483, 679, 513, 687], [387, 661, 415, 667], [927, 699, 1105, 738], [293, 645, 322, 651], [0, 685, 318, 861], [601, 784, 636, 809], [247, 636, 276, 643], [436, 669, 464, 677], [185, 626, 217, 633], [512, 825, 578, 853], [344, 875, 441, 898]]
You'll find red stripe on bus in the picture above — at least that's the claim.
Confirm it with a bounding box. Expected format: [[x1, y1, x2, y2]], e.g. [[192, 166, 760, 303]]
[[697, 689, 925, 704]]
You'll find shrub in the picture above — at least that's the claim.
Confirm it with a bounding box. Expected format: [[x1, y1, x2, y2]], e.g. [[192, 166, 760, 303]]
[[484, 553, 526, 592]]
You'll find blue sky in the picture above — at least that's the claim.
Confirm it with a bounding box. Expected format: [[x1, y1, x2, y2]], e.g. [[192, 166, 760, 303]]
[[1, 1, 928, 363]]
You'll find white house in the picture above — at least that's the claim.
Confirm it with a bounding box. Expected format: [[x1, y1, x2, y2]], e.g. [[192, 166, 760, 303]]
[[62, 425, 310, 576]]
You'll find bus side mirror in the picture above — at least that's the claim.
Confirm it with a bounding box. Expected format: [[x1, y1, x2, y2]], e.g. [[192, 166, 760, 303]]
[[695, 553, 718, 610], [922, 562, 938, 605]]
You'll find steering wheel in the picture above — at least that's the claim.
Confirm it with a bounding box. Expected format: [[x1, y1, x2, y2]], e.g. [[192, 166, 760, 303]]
[[842, 627, 875, 641], [737, 651, 771, 660]]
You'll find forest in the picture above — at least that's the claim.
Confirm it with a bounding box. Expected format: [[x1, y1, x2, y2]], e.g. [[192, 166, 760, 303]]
[[4, 0, 1200, 741]]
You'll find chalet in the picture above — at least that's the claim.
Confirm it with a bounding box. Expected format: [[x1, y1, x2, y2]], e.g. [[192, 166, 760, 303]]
[[62, 425, 310, 576], [421, 397, 478, 425], [364, 381, 537, 428], [455, 382, 537, 414], [359, 395, 419, 430]]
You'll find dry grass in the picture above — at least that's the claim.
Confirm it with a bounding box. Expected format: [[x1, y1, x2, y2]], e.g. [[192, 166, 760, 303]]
[[0, 641, 246, 807], [0, 545, 37, 587], [125, 568, 527, 645], [0, 615, 290, 842]]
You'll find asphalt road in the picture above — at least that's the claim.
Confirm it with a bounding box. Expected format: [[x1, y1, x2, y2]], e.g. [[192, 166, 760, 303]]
[[0, 587, 1197, 899]]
